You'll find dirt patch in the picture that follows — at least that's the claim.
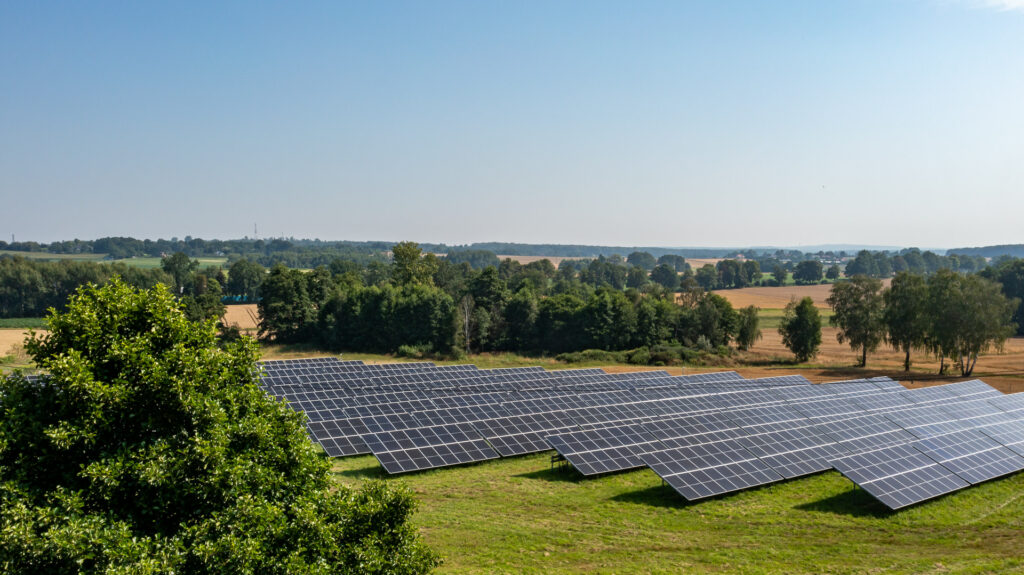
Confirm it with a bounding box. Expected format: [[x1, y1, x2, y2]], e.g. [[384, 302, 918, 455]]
[[711, 280, 893, 310], [222, 304, 260, 331]]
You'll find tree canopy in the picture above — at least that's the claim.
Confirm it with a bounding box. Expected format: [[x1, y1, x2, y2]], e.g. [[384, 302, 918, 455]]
[[827, 276, 885, 367], [779, 297, 822, 362], [0, 279, 438, 574]]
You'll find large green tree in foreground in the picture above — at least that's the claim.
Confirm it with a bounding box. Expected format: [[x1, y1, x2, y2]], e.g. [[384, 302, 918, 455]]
[[0, 279, 438, 574]]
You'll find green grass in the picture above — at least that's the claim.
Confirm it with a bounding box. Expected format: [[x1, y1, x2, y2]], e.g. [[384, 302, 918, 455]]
[[0, 318, 47, 329], [759, 308, 833, 329], [0, 250, 108, 262], [331, 453, 1024, 574], [106, 256, 229, 269]]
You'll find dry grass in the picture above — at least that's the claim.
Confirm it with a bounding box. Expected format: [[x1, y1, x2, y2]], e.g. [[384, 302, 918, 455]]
[[496, 255, 584, 267], [685, 257, 724, 269], [712, 281, 892, 310], [221, 304, 260, 331]]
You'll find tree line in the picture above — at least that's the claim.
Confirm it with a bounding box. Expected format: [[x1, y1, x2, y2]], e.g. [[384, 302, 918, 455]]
[[777, 271, 1018, 376]]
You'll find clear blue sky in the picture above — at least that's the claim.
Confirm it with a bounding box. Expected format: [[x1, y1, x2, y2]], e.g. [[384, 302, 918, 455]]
[[2, 1, 1022, 248]]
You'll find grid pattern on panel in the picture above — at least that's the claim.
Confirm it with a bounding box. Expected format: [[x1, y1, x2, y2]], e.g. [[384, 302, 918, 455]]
[[640, 440, 783, 501], [978, 420, 1024, 457], [363, 423, 498, 474], [471, 412, 578, 457], [737, 423, 848, 479], [544, 424, 665, 475], [830, 444, 969, 510], [911, 429, 1024, 485]]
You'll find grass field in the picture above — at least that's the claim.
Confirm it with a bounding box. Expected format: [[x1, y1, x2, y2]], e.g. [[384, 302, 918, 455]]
[[0, 317, 47, 329], [0, 251, 228, 269], [331, 452, 1024, 574], [0, 250, 107, 262], [106, 256, 229, 269]]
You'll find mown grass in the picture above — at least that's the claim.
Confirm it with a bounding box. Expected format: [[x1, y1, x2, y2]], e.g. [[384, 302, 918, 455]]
[[759, 307, 834, 329], [106, 256, 229, 269], [331, 453, 1024, 574], [0, 317, 47, 329], [0, 250, 107, 261]]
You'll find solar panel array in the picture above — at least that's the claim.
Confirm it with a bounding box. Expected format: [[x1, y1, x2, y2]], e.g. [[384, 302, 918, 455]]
[[259, 357, 1024, 510]]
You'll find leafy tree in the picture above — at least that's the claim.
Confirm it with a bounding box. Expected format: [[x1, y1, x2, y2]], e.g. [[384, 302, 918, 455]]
[[626, 266, 649, 289], [626, 251, 657, 270], [504, 286, 539, 350], [650, 263, 680, 290], [657, 254, 689, 272], [695, 264, 718, 290], [980, 258, 1024, 335], [883, 272, 929, 371], [742, 260, 762, 285], [827, 276, 885, 367], [772, 264, 788, 286], [0, 279, 438, 574], [226, 258, 265, 301], [161, 251, 198, 293], [792, 260, 824, 285], [925, 270, 1017, 376], [735, 305, 762, 351], [695, 293, 737, 347], [826, 264, 841, 281], [582, 288, 637, 350], [391, 241, 436, 286], [258, 264, 314, 342], [779, 297, 822, 362]]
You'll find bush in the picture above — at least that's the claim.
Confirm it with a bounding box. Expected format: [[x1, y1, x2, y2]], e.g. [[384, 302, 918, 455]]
[[555, 349, 628, 363], [0, 280, 439, 574], [626, 347, 651, 365]]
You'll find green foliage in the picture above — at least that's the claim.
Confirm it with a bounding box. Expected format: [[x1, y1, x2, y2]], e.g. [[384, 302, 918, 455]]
[[735, 305, 762, 351], [925, 270, 1017, 376], [649, 264, 680, 290], [226, 258, 266, 301], [160, 251, 199, 292], [626, 251, 657, 271], [625, 266, 649, 289], [825, 264, 842, 281], [980, 257, 1024, 335], [391, 242, 437, 286], [827, 276, 885, 367], [792, 260, 824, 285], [259, 265, 316, 342], [883, 272, 929, 370], [0, 279, 438, 574], [779, 297, 822, 362]]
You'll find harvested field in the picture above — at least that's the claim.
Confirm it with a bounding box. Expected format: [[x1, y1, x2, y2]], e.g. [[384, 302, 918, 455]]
[[0, 329, 30, 355], [712, 280, 892, 309], [685, 257, 724, 269], [222, 303, 260, 331], [496, 255, 584, 267]]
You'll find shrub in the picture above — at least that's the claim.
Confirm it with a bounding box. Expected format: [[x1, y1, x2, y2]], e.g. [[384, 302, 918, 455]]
[[0, 279, 439, 574]]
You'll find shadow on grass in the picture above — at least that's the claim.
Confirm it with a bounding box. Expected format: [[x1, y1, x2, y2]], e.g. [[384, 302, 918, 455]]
[[333, 463, 388, 480], [513, 466, 584, 483], [610, 484, 692, 508], [796, 487, 894, 518]]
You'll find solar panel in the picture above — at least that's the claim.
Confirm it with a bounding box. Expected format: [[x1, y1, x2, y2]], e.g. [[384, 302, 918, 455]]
[[977, 420, 1024, 458], [471, 412, 578, 457], [988, 393, 1024, 415], [816, 413, 917, 454], [364, 422, 499, 474], [830, 444, 970, 510], [545, 424, 666, 475], [737, 423, 848, 479], [911, 429, 1024, 485], [641, 440, 784, 501]]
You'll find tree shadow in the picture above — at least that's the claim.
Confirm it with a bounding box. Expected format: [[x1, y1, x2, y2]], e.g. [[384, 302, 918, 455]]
[[610, 484, 692, 508], [796, 487, 894, 518], [332, 462, 388, 480]]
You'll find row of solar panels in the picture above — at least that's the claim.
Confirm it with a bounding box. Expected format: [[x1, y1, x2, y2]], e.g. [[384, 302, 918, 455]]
[[257, 358, 1024, 510]]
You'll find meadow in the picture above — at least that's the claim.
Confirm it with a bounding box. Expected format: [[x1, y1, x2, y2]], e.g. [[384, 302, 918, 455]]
[[331, 452, 1024, 574]]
